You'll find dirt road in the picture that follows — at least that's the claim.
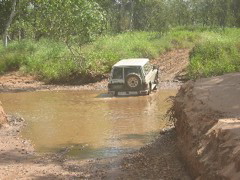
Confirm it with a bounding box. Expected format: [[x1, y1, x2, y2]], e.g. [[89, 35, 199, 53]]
[[0, 49, 191, 179]]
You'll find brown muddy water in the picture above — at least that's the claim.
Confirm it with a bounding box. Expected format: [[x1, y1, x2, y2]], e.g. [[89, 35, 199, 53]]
[[0, 90, 176, 159]]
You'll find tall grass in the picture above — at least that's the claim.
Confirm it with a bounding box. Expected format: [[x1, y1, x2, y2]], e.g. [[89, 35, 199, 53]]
[[81, 31, 199, 74], [0, 40, 78, 82], [0, 40, 34, 73], [0, 30, 199, 82], [1, 28, 239, 83], [187, 28, 240, 79]]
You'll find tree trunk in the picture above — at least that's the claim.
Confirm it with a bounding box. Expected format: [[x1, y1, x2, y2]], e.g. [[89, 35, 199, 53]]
[[2, 0, 17, 47], [129, 0, 134, 31]]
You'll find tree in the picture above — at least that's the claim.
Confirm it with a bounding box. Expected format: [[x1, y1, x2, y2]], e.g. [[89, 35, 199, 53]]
[[5, 0, 106, 46], [4, 0, 240, 43], [30, 0, 106, 45], [1, 0, 17, 47], [0, 0, 12, 34], [232, 0, 240, 27]]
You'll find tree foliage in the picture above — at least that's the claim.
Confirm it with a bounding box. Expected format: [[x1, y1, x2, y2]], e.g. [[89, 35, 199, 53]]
[[97, 0, 240, 33], [2, 0, 106, 45], [0, 0, 12, 35], [1, 0, 17, 46], [1, 0, 240, 43], [31, 0, 106, 44]]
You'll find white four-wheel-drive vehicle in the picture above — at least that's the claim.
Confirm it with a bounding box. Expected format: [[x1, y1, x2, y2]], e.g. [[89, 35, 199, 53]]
[[108, 58, 159, 96]]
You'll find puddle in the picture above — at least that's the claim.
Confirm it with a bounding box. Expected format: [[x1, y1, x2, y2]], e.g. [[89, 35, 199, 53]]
[[0, 90, 176, 159]]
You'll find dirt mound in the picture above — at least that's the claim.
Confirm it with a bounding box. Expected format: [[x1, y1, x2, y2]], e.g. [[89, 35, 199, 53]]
[[0, 102, 7, 126], [173, 73, 240, 179]]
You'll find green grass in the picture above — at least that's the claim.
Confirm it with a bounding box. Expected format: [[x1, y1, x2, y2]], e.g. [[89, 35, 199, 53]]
[[81, 30, 200, 74], [0, 40, 79, 82], [187, 28, 240, 79], [0, 29, 199, 82], [1, 27, 239, 83]]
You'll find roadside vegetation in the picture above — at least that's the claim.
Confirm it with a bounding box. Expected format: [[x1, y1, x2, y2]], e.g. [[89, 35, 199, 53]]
[[0, 29, 200, 82], [1, 0, 240, 83], [1, 28, 240, 82], [188, 28, 240, 79]]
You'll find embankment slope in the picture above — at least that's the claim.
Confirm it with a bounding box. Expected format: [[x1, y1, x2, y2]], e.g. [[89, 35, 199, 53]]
[[173, 73, 240, 179]]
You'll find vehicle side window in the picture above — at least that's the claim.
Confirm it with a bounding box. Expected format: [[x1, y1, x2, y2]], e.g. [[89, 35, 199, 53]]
[[112, 67, 123, 79], [144, 63, 152, 75]]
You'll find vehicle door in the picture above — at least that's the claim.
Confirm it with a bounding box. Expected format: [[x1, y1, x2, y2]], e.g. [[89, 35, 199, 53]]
[[110, 67, 124, 84], [144, 63, 155, 83]]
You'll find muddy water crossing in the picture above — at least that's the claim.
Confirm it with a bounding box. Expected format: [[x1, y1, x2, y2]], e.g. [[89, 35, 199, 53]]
[[0, 90, 176, 159]]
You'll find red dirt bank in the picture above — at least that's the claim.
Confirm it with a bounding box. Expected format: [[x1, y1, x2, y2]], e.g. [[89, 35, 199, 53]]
[[173, 73, 240, 179]]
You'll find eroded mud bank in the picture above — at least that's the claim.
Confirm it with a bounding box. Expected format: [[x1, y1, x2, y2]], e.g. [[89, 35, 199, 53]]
[[173, 73, 240, 179]]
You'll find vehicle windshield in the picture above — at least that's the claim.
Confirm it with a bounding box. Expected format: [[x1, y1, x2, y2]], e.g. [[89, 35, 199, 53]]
[[112, 67, 123, 79], [124, 67, 141, 77]]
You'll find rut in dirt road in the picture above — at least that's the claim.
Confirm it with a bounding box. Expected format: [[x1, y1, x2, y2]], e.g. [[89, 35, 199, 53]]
[[152, 49, 190, 81]]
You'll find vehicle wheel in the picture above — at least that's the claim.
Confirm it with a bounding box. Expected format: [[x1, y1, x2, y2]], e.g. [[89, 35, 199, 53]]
[[125, 73, 142, 90]]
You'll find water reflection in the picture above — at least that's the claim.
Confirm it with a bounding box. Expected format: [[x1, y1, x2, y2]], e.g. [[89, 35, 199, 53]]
[[0, 90, 176, 159]]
